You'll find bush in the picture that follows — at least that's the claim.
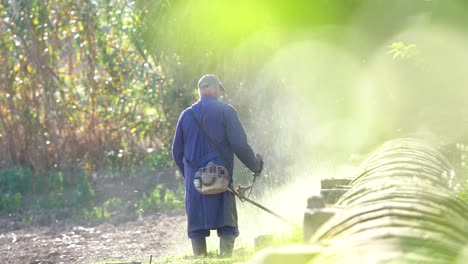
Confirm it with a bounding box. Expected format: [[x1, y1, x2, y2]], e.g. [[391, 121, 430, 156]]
[[163, 189, 183, 210], [0, 168, 33, 194], [46, 172, 66, 209], [0, 168, 31, 213], [49, 172, 65, 192], [33, 171, 96, 210], [83, 207, 109, 221], [137, 184, 183, 214], [150, 151, 173, 169], [103, 197, 125, 217], [0, 167, 100, 221], [0, 0, 184, 176], [47, 192, 64, 209], [0, 192, 22, 212], [71, 172, 95, 208]]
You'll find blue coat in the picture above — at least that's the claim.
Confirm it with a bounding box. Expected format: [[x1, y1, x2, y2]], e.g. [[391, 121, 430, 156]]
[[172, 95, 261, 235]]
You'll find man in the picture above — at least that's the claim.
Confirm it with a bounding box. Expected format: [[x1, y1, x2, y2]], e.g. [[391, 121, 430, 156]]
[[172, 74, 263, 257]]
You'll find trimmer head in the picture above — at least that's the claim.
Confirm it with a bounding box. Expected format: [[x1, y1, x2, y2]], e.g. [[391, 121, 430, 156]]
[[235, 184, 253, 200]]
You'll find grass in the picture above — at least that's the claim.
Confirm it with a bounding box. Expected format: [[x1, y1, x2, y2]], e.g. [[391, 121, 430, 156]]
[[160, 252, 249, 264], [460, 183, 468, 203], [93, 225, 303, 264], [94, 252, 249, 264]]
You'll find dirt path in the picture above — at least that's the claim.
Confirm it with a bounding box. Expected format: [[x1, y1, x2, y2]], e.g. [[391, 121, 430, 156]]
[[0, 214, 190, 264]]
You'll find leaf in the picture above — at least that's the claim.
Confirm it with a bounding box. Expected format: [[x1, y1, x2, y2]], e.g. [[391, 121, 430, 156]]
[[393, 51, 402, 59]]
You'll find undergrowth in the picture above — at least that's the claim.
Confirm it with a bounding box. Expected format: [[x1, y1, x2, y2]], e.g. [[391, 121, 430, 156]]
[[0, 167, 184, 225]]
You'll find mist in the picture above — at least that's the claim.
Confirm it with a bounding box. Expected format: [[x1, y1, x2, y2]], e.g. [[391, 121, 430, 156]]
[[138, 0, 468, 255], [220, 9, 468, 248]]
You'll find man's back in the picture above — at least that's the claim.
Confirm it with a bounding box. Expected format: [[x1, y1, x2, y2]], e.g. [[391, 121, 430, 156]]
[[173, 95, 261, 175], [180, 95, 232, 170]]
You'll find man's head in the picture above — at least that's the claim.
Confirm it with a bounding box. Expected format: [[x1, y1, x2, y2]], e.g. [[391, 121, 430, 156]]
[[198, 74, 225, 98]]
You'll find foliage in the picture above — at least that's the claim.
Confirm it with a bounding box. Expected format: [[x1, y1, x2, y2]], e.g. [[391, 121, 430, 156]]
[[0, 192, 22, 212], [0, 0, 186, 179], [47, 172, 65, 208], [88, 197, 127, 221], [0, 167, 33, 194], [44, 171, 95, 210], [387, 41, 418, 60], [460, 183, 468, 203], [48, 172, 65, 192], [137, 184, 183, 214], [82, 206, 109, 221], [0, 0, 187, 224], [103, 197, 124, 214], [0, 168, 30, 212], [71, 172, 95, 207], [0, 165, 184, 224], [0, 167, 96, 216]]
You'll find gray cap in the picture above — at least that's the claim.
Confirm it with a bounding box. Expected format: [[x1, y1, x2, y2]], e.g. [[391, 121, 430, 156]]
[[197, 74, 225, 91]]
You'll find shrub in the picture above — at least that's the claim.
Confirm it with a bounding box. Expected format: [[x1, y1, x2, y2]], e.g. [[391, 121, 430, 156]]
[[47, 192, 64, 209], [0, 168, 33, 194], [71, 172, 95, 208], [137, 184, 183, 214], [103, 197, 125, 217], [46, 172, 66, 208], [0, 168, 31, 212], [83, 206, 109, 221], [0, 192, 22, 212], [163, 189, 183, 210], [151, 151, 173, 169], [49, 172, 65, 192]]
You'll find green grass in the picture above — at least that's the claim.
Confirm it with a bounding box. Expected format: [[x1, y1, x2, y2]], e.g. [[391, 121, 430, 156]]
[[159, 227, 303, 263], [93, 226, 303, 264], [160, 253, 249, 264], [460, 183, 468, 203]]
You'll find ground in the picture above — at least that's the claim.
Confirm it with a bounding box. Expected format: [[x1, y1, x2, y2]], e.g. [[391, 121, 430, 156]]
[[0, 213, 189, 264], [0, 171, 317, 264]]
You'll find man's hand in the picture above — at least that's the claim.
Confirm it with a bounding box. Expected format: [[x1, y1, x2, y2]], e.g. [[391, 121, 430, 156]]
[[253, 154, 263, 177]]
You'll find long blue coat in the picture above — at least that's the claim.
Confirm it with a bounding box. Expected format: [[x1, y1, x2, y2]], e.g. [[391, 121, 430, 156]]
[[172, 95, 261, 236]]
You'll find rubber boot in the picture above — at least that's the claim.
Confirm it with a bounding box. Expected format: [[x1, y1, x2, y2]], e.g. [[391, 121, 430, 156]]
[[220, 236, 236, 257], [191, 237, 207, 257]]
